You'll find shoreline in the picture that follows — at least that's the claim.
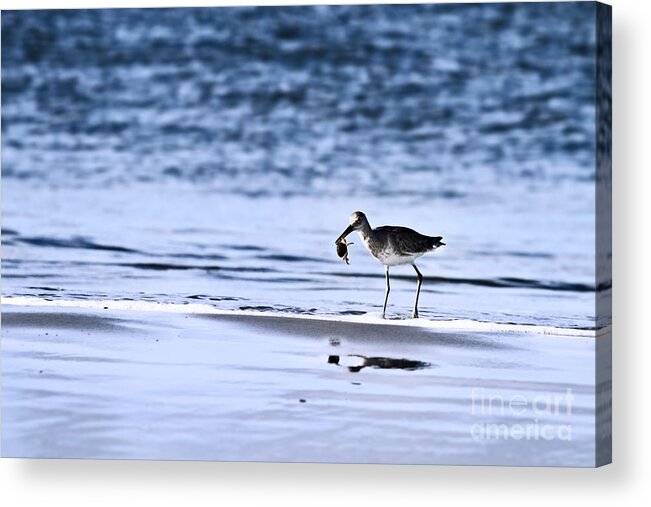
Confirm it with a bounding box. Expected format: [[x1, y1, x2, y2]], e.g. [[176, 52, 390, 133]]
[[1, 296, 604, 338]]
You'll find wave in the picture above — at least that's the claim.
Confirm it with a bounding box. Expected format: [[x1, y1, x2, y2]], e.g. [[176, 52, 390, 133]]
[[320, 271, 606, 293], [4, 251, 604, 293], [4, 229, 602, 294], [5, 233, 329, 266], [16, 236, 142, 254], [1, 296, 604, 338], [256, 253, 328, 263]]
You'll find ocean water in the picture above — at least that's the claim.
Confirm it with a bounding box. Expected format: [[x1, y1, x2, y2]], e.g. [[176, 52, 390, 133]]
[[2, 3, 603, 330]]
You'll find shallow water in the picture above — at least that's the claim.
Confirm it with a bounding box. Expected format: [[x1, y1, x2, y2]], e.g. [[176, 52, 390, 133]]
[[0, 4, 604, 330]]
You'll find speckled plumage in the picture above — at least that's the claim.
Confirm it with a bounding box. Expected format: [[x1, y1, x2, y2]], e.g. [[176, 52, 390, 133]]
[[364, 225, 444, 265]]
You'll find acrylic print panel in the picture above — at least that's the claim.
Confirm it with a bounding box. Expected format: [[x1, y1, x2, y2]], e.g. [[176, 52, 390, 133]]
[[1, 2, 611, 466]]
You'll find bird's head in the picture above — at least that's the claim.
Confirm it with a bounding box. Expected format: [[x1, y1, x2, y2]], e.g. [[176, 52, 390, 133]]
[[335, 211, 368, 244]]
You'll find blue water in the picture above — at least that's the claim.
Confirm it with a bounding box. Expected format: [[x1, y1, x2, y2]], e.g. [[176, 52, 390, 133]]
[[2, 3, 603, 329]]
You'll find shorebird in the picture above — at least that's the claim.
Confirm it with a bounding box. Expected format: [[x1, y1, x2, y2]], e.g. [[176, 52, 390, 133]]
[[335, 211, 445, 319]]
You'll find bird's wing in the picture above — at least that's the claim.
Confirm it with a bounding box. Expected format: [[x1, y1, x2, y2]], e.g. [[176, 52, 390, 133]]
[[375, 226, 440, 256]]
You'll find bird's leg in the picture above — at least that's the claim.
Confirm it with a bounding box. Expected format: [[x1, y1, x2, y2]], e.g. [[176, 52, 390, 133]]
[[412, 264, 423, 319], [383, 265, 391, 319]]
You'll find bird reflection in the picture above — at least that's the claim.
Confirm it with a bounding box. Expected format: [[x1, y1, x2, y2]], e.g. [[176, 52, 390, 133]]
[[328, 354, 430, 373]]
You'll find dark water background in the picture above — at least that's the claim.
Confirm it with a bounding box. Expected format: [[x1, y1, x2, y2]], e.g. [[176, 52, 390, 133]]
[[2, 3, 603, 328]]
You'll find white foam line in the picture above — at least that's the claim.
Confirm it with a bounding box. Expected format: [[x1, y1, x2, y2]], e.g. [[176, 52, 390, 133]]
[[1, 296, 602, 338]]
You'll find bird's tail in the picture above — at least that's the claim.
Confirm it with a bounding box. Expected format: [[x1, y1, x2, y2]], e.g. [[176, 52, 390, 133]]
[[431, 236, 445, 248]]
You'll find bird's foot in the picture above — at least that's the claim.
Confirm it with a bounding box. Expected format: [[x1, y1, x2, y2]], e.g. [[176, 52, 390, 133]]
[[412, 311, 419, 319]]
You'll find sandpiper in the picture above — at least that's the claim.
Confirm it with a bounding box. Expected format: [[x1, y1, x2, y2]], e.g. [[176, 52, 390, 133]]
[[335, 211, 445, 319]]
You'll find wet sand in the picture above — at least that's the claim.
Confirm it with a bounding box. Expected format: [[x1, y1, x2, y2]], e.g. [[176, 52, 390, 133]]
[[1, 304, 605, 466]]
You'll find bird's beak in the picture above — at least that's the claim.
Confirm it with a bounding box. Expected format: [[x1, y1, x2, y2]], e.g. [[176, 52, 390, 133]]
[[335, 224, 355, 245]]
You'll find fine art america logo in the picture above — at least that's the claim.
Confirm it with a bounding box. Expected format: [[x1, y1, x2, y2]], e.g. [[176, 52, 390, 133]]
[[470, 387, 574, 442]]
